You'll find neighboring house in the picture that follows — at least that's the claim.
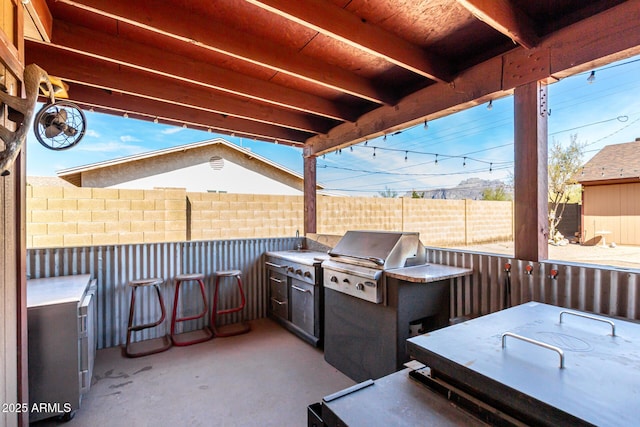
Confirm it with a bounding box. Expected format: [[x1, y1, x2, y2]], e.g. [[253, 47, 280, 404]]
[[578, 139, 640, 245], [56, 138, 322, 195]]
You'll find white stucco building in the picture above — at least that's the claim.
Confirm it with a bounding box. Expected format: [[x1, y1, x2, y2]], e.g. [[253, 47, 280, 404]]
[[57, 138, 321, 195]]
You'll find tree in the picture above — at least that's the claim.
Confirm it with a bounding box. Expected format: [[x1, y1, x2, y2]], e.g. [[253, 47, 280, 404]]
[[548, 134, 585, 243], [377, 186, 398, 198], [481, 186, 511, 201], [411, 190, 424, 199]]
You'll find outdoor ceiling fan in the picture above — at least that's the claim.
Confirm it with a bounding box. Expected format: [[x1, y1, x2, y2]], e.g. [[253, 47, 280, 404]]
[[33, 76, 86, 151]]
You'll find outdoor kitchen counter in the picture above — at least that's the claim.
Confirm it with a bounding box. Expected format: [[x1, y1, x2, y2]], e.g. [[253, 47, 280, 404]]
[[385, 263, 472, 283], [265, 250, 329, 265]]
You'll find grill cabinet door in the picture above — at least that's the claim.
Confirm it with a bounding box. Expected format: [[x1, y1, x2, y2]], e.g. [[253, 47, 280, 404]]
[[291, 279, 314, 336]]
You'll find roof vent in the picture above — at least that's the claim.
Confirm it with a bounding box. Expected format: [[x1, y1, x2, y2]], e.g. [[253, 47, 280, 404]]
[[209, 156, 224, 170]]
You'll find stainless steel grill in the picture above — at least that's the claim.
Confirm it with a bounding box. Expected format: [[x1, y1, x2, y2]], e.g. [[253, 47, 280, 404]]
[[322, 231, 425, 303]]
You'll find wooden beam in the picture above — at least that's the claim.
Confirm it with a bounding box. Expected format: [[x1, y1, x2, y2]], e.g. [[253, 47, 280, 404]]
[[54, 0, 397, 105], [306, 57, 507, 156], [25, 40, 337, 134], [458, 0, 539, 49], [306, 0, 640, 154], [46, 20, 358, 123], [62, 83, 313, 145], [513, 81, 548, 262], [245, 0, 452, 83], [303, 155, 317, 234], [23, 0, 52, 41]]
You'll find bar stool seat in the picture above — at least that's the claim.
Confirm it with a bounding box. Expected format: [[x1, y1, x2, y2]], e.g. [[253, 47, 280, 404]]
[[124, 278, 172, 358], [212, 269, 251, 337], [170, 273, 213, 346]]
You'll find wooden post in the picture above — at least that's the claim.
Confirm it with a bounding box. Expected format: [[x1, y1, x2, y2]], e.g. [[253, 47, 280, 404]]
[[303, 154, 317, 234], [514, 81, 548, 261]]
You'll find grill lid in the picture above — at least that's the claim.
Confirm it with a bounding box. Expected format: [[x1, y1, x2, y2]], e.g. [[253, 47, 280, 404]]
[[328, 230, 423, 269]]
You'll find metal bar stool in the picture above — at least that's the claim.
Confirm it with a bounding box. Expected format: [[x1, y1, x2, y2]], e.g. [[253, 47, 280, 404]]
[[212, 270, 251, 337], [125, 278, 172, 358], [170, 273, 214, 346]]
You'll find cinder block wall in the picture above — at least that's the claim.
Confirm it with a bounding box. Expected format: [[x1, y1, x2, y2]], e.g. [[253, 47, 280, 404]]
[[188, 192, 304, 240], [27, 186, 186, 247], [466, 200, 514, 244], [317, 195, 403, 234], [26, 185, 513, 248], [403, 199, 467, 246]]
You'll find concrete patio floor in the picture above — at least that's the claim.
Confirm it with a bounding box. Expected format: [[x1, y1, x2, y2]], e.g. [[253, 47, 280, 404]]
[[32, 318, 354, 427]]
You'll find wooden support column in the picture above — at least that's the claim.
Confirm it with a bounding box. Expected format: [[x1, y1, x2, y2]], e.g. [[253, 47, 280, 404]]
[[514, 81, 548, 261], [303, 154, 317, 234]]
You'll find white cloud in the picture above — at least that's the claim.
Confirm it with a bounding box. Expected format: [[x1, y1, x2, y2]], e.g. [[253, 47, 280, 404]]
[[76, 140, 145, 154], [120, 135, 142, 143], [161, 127, 185, 135], [85, 129, 100, 138]]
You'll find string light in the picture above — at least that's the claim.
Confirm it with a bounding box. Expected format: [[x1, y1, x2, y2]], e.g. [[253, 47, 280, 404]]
[[383, 134, 387, 142], [373, 147, 376, 158], [424, 120, 429, 130], [405, 151, 408, 162], [489, 163, 493, 173], [182, 123, 187, 128], [153, 117, 159, 123], [207, 128, 212, 133], [123, 112, 129, 118], [587, 70, 596, 84], [350, 146, 354, 152], [340, 144, 511, 167], [487, 100, 493, 110], [364, 139, 368, 146]]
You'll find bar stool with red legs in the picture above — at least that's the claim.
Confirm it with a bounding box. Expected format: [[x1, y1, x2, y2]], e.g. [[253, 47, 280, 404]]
[[125, 278, 172, 358], [170, 273, 214, 346], [211, 270, 251, 337]]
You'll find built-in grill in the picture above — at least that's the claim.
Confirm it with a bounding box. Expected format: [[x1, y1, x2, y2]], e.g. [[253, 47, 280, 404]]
[[323, 230, 463, 382], [322, 230, 425, 304]]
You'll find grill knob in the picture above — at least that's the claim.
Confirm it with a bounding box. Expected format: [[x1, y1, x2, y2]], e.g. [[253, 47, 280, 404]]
[[303, 271, 312, 278], [342, 278, 350, 284], [287, 267, 294, 273], [330, 276, 338, 283], [356, 283, 364, 291], [295, 269, 302, 275]]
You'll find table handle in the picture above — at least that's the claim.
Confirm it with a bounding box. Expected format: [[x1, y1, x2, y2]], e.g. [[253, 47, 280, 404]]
[[559, 310, 616, 336], [501, 332, 565, 368]]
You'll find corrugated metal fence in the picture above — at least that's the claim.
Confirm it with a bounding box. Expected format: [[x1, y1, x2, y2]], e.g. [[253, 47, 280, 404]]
[[26, 238, 299, 349], [27, 241, 640, 349], [428, 248, 640, 322]]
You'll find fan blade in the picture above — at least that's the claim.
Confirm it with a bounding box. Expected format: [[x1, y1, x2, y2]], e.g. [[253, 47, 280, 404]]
[[55, 109, 68, 122], [45, 124, 63, 138], [63, 126, 78, 137]]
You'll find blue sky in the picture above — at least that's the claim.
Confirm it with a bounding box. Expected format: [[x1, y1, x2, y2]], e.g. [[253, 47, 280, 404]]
[[26, 54, 640, 197]]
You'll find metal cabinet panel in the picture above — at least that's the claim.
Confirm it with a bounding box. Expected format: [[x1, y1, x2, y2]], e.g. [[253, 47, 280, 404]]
[[268, 270, 288, 320], [27, 274, 96, 422], [291, 279, 314, 336]]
